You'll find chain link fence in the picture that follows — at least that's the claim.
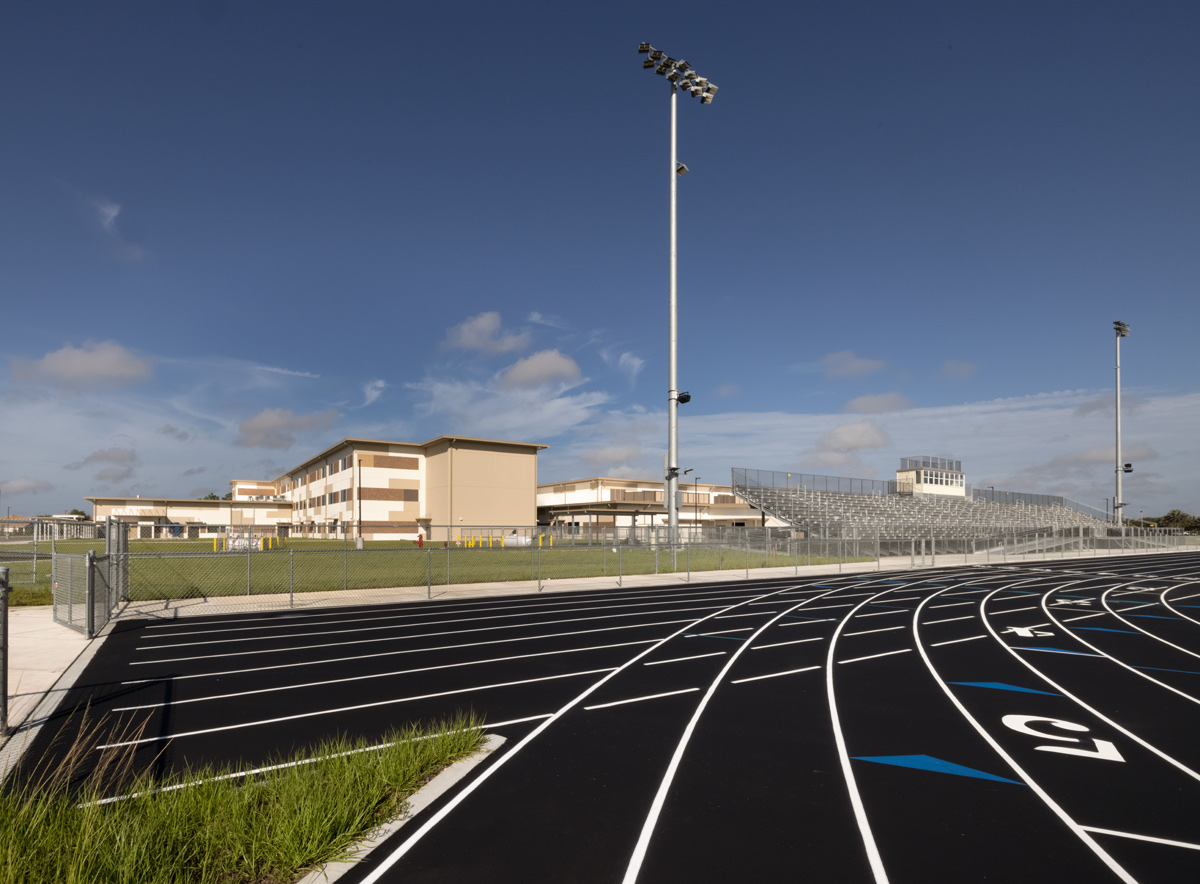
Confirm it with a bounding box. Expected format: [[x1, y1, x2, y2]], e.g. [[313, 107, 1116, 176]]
[[32, 522, 1186, 624]]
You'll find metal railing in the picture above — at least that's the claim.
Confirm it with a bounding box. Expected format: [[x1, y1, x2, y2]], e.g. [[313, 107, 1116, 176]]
[[733, 468, 895, 496]]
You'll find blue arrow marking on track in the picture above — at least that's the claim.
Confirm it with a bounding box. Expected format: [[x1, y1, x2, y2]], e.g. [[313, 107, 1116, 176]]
[[852, 755, 1023, 785], [1125, 614, 1176, 620], [1071, 627, 1139, 634], [1012, 647, 1103, 657], [949, 681, 1060, 696], [1132, 665, 1200, 675]]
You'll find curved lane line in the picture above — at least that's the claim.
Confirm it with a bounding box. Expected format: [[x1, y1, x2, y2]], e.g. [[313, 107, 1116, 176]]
[[913, 581, 1138, 884], [979, 585, 1200, 783], [1040, 586, 1200, 707], [1160, 579, 1200, 627], [1099, 584, 1200, 658], [355, 579, 830, 884]]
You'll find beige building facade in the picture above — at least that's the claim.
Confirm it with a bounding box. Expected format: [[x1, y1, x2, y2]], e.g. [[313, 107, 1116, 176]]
[[89, 435, 546, 542]]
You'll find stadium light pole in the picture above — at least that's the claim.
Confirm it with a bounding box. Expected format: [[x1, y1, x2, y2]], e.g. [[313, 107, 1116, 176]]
[[637, 43, 718, 548], [1114, 321, 1129, 530]]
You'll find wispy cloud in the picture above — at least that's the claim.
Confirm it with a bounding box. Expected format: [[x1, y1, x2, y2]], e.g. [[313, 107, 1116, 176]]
[[11, 341, 152, 391], [158, 424, 191, 442], [444, 312, 530, 354], [65, 447, 140, 472], [88, 196, 145, 260], [362, 379, 386, 406], [600, 350, 645, 386], [799, 419, 892, 474], [844, 392, 912, 414], [496, 350, 581, 390], [256, 365, 321, 379], [714, 383, 740, 400], [942, 360, 976, 379], [528, 311, 569, 329], [0, 477, 54, 496], [183, 466, 207, 476], [234, 408, 338, 449], [821, 350, 886, 379]]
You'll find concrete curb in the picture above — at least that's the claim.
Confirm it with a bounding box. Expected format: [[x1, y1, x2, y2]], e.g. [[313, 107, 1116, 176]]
[[295, 733, 506, 884]]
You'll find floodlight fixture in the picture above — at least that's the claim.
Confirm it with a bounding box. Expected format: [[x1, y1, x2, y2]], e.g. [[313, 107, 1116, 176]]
[[655, 63, 672, 75], [677, 391, 691, 403], [638, 43, 653, 53], [693, 77, 708, 88], [1114, 320, 1129, 337], [666, 71, 681, 83], [648, 49, 664, 60], [689, 86, 703, 97], [676, 162, 689, 175], [643, 58, 656, 69], [677, 60, 690, 72]]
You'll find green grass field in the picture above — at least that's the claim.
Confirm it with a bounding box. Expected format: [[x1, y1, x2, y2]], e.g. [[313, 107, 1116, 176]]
[[1, 537, 871, 605]]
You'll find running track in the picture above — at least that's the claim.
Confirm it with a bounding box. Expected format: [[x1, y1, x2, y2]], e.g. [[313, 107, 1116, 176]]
[[17, 551, 1200, 882]]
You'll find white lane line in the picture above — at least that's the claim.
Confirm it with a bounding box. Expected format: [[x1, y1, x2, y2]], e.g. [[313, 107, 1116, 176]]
[[922, 616, 974, 625], [930, 635, 987, 647], [584, 688, 700, 711], [949, 589, 991, 595], [1080, 827, 1200, 851], [856, 609, 909, 618], [714, 611, 773, 619], [1061, 612, 1106, 622], [619, 582, 864, 884], [990, 606, 1039, 614], [112, 640, 657, 712], [97, 668, 618, 749], [134, 601, 734, 654], [778, 618, 837, 627], [826, 592, 877, 599], [1114, 601, 1156, 611], [1101, 586, 1200, 661], [928, 601, 974, 609], [688, 627, 754, 636], [912, 585, 1139, 884], [752, 637, 824, 650], [133, 615, 697, 667], [838, 649, 911, 665], [797, 603, 855, 611], [483, 714, 554, 729], [732, 666, 821, 684], [1174, 591, 1200, 601], [843, 626, 904, 637], [644, 652, 727, 666], [360, 581, 821, 884], [884, 596, 922, 602]]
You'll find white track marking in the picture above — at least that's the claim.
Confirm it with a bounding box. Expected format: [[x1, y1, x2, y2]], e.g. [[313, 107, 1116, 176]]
[[732, 666, 821, 684], [1061, 612, 1106, 622], [1080, 827, 1200, 851], [922, 616, 974, 624], [914, 585, 1138, 883], [620, 580, 878, 884], [133, 615, 700, 667], [356, 580, 819, 884], [112, 640, 658, 712], [134, 601, 743, 654], [990, 606, 1039, 614], [843, 626, 905, 637], [837, 649, 911, 664], [644, 652, 727, 666], [930, 635, 987, 647], [1099, 585, 1200, 659], [687, 627, 754, 636], [584, 689, 700, 710], [751, 637, 824, 650], [928, 601, 974, 609], [714, 611, 774, 619], [856, 609, 909, 618], [97, 668, 618, 749], [777, 618, 837, 627], [483, 714, 554, 728], [983, 589, 1200, 782]]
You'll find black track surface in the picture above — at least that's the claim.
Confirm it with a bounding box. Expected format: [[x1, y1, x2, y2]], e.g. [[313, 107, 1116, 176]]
[[16, 552, 1200, 883]]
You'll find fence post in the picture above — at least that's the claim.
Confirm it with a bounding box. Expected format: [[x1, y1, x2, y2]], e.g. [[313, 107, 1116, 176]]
[[618, 545, 622, 587], [343, 538, 348, 592], [85, 550, 96, 639], [876, 527, 880, 571], [745, 534, 749, 579], [427, 547, 432, 599], [246, 542, 251, 596], [289, 549, 294, 608], [687, 542, 691, 582], [446, 541, 451, 587], [931, 535, 936, 568], [1, 566, 10, 736], [538, 544, 542, 592]]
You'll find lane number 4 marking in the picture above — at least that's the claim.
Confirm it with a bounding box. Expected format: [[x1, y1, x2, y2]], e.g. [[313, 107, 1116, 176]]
[[1001, 715, 1125, 762]]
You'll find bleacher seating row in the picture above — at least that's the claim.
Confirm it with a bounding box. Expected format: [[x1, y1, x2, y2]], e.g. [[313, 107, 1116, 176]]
[[735, 483, 1113, 540]]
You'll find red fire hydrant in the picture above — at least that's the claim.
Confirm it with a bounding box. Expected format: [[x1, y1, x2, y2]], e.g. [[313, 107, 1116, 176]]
[[417, 532, 424, 549]]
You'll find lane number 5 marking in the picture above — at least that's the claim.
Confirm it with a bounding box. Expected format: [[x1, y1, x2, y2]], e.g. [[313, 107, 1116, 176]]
[[1001, 715, 1125, 762]]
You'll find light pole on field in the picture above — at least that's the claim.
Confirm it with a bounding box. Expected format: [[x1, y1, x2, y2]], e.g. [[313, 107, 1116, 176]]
[[1114, 321, 1130, 529], [637, 42, 718, 548]]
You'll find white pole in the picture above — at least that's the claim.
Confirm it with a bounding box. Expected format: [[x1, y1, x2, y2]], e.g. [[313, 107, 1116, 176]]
[[1115, 328, 1123, 529], [667, 82, 680, 548]]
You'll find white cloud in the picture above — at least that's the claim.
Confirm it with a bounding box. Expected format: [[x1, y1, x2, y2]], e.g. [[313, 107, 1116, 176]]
[[362, 379, 386, 406], [234, 408, 338, 449], [821, 350, 885, 379], [444, 312, 530, 353], [942, 360, 977, 379], [600, 350, 645, 386], [0, 477, 54, 496], [714, 383, 740, 400], [257, 365, 320, 379], [89, 197, 145, 260], [158, 425, 191, 442], [844, 393, 912, 414], [496, 350, 581, 390], [410, 376, 608, 441], [11, 341, 152, 391], [65, 447, 139, 471], [528, 311, 568, 329]]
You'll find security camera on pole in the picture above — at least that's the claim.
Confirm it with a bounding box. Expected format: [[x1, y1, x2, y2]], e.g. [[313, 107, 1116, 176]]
[[637, 43, 717, 549]]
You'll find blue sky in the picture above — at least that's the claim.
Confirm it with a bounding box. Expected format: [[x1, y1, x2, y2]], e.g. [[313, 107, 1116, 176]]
[[2, 1, 1197, 519]]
